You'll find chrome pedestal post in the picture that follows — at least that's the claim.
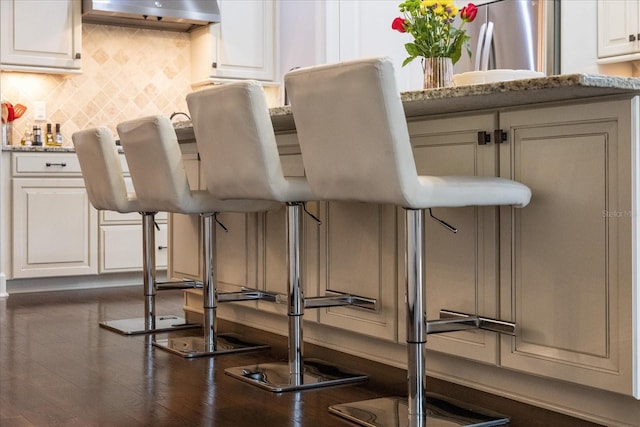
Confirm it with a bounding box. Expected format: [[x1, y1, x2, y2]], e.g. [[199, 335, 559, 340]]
[[154, 214, 269, 357], [329, 209, 510, 426], [99, 212, 199, 335], [225, 202, 368, 392]]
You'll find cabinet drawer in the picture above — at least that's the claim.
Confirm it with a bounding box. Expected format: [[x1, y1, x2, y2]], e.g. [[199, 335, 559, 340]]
[[12, 153, 81, 176], [101, 211, 168, 224], [100, 223, 167, 272]]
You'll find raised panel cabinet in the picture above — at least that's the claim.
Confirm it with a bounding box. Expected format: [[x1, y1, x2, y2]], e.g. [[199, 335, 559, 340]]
[[12, 177, 97, 278], [0, 0, 82, 72], [406, 112, 500, 364], [499, 99, 635, 396], [190, 0, 276, 84], [597, 0, 640, 59]]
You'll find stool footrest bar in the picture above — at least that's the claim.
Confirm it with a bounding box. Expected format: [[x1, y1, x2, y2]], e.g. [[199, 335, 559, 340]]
[[156, 280, 201, 290], [304, 291, 377, 310], [218, 288, 281, 303], [437, 309, 516, 336]]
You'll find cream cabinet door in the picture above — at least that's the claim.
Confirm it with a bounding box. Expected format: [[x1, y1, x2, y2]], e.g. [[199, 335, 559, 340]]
[[12, 177, 97, 278], [100, 223, 167, 273], [190, 0, 276, 83], [499, 99, 636, 396], [0, 0, 82, 72], [168, 153, 203, 281], [406, 113, 500, 363], [597, 0, 639, 58]]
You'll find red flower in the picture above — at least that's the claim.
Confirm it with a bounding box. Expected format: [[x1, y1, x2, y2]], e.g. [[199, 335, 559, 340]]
[[460, 3, 478, 22], [391, 17, 407, 33]]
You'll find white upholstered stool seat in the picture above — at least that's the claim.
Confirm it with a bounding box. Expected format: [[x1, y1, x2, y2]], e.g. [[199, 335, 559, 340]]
[[73, 127, 199, 335], [285, 57, 531, 426], [187, 81, 376, 392], [117, 115, 279, 357]]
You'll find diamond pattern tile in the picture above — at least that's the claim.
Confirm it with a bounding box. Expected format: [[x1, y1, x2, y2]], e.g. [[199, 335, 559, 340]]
[[1, 24, 193, 146]]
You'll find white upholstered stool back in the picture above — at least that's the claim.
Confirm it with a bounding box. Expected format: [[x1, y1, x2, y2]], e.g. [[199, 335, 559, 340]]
[[117, 115, 224, 214], [186, 81, 313, 203], [72, 127, 140, 213], [285, 57, 531, 209]]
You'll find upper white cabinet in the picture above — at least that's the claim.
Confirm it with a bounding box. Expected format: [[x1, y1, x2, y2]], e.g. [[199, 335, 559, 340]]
[[190, 0, 277, 84], [0, 0, 82, 73], [597, 0, 640, 60]]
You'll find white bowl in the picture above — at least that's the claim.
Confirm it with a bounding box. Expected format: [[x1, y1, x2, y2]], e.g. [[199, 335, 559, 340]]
[[453, 69, 545, 86]]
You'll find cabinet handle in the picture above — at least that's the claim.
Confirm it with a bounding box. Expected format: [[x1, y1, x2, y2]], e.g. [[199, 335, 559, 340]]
[[477, 131, 491, 145], [630, 34, 637, 42], [158, 245, 168, 250], [494, 129, 507, 144], [75, 53, 82, 60], [45, 162, 67, 167]]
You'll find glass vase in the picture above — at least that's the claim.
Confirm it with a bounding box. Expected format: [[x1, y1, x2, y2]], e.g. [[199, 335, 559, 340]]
[[423, 57, 454, 89]]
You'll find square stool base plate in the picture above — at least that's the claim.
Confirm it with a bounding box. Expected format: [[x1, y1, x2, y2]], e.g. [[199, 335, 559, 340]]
[[99, 316, 199, 335], [225, 359, 368, 392], [153, 333, 269, 358], [329, 395, 509, 427]]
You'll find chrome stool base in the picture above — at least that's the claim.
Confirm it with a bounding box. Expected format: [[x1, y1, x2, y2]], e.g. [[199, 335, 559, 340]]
[[153, 333, 269, 358], [225, 359, 368, 392], [329, 395, 509, 427], [99, 315, 199, 336]]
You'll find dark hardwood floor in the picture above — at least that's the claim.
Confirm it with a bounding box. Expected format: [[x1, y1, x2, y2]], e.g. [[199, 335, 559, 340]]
[[0, 286, 602, 426]]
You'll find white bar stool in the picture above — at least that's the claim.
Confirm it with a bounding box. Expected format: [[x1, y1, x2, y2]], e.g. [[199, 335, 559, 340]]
[[73, 127, 200, 335], [285, 57, 532, 427], [186, 82, 377, 391], [117, 115, 279, 357]]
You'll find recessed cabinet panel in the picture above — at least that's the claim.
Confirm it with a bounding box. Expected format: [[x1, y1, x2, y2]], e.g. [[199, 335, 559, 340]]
[[168, 155, 202, 281], [12, 178, 97, 278], [317, 201, 397, 340], [0, 0, 82, 71], [215, 212, 259, 292], [597, 0, 640, 58], [408, 113, 498, 364], [190, 0, 275, 82], [100, 224, 167, 272], [500, 101, 633, 395]]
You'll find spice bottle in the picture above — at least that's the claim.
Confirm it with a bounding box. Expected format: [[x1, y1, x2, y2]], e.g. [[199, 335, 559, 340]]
[[55, 123, 62, 146], [32, 125, 42, 146]]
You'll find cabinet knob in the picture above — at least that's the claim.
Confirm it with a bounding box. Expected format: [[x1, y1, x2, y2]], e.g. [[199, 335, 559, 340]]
[[494, 129, 507, 144], [630, 34, 637, 42], [477, 131, 491, 145], [75, 53, 81, 60], [211, 62, 217, 69]]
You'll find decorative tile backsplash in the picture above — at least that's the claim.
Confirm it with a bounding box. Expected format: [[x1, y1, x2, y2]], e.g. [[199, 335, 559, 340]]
[[1, 23, 278, 147]]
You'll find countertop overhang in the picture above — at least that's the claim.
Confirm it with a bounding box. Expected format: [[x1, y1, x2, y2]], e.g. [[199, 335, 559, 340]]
[[6, 73, 640, 152]]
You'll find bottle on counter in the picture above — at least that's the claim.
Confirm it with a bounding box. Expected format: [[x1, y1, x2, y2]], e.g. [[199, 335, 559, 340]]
[[45, 123, 55, 146], [32, 125, 42, 146], [55, 123, 62, 146], [20, 123, 32, 146]]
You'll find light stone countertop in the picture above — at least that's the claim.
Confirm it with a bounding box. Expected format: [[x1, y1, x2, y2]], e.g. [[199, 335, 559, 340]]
[[6, 73, 640, 152]]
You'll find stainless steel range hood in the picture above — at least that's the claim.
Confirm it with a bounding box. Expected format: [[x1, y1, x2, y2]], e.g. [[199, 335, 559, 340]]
[[82, 0, 220, 32]]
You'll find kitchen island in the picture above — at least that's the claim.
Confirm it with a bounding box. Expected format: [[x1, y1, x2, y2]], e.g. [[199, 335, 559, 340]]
[[172, 74, 640, 426]]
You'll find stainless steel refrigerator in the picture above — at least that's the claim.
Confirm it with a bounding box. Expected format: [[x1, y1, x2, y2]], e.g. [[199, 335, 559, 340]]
[[453, 0, 560, 75]]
